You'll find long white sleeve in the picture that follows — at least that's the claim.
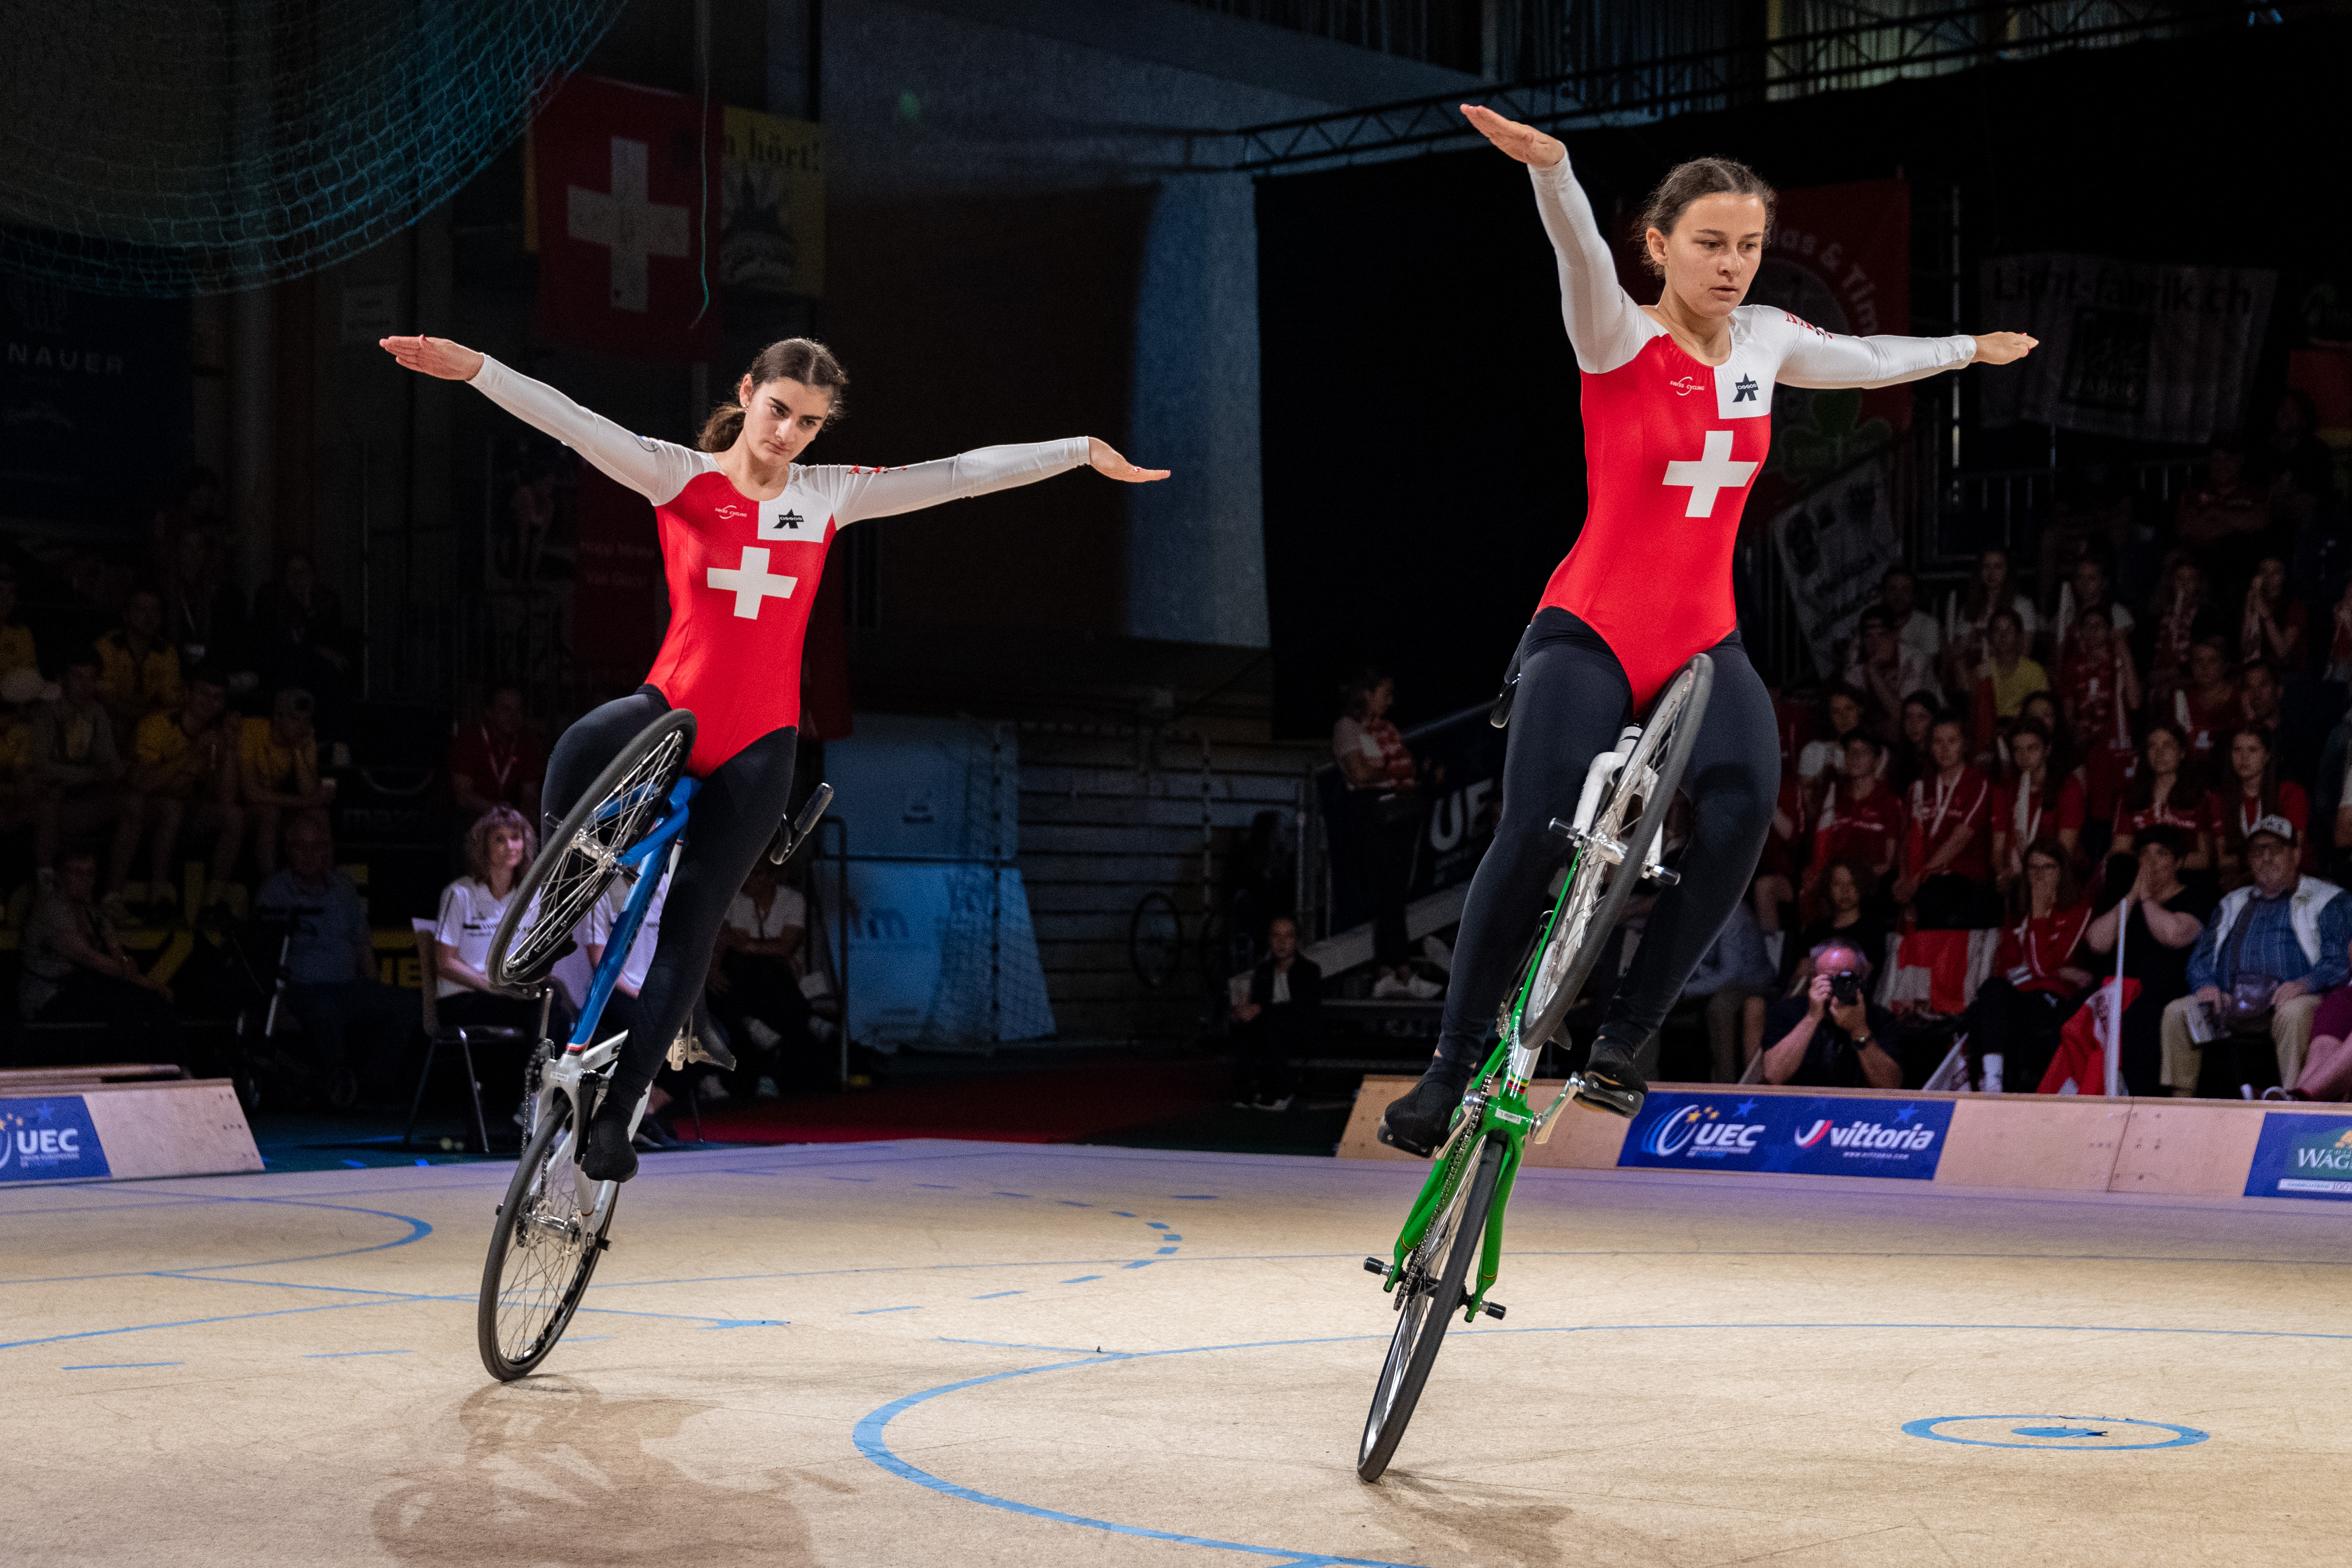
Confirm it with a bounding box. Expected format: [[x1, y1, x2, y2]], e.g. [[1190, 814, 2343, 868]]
[[467, 356, 708, 504], [1774, 323, 1976, 390], [1527, 156, 1654, 374], [822, 438, 1093, 526]]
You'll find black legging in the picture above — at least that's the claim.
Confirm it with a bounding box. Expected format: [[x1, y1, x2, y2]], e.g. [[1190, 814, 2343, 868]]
[[544, 688, 798, 1111], [1432, 608, 1777, 1082]]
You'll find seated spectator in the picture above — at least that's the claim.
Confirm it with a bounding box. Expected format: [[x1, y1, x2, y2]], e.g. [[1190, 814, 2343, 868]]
[[1960, 838, 2094, 1093], [1332, 668, 1419, 967], [2058, 604, 2142, 830], [2254, 388, 2334, 534], [2142, 556, 2222, 709], [2052, 554, 2136, 668], [256, 812, 418, 1103], [1892, 713, 2000, 930], [1678, 896, 1774, 1082], [2217, 727, 2311, 888], [449, 684, 546, 821], [1804, 734, 1902, 916], [0, 562, 36, 680], [94, 588, 181, 746], [2084, 826, 2208, 1096], [1758, 940, 1902, 1088], [1794, 686, 1869, 784], [1992, 720, 2085, 890], [2174, 436, 2264, 556], [1888, 690, 1938, 794], [252, 550, 357, 747], [708, 856, 814, 1096], [2241, 555, 2308, 672], [1788, 857, 1890, 987], [1967, 608, 2050, 747], [16, 848, 178, 1062], [1230, 914, 1322, 1110], [2171, 636, 2242, 770], [108, 664, 244, 924], [1844, 608, 1939, 732], [2161, 817, 2349, 1096], [2112, 720, 2214, 880], [0, 667, 53, 844], [240, 688, 336, 878], [28, 650, 124, 881], [2326, 576, 2352, 686], [1940, 547, 2037, 696], [2289, 986, 2352, 1101], [434, 806, 548, 1116], [1879, 566, 1942, 668], [160, 524, 249, 681]]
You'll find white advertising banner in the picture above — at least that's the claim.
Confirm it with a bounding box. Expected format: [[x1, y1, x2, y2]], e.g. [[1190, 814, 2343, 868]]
[[1979, 252, 2276, 444]]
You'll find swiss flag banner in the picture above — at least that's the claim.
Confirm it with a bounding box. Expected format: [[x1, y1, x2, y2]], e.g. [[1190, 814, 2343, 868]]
[[533, 74, 720, 362]]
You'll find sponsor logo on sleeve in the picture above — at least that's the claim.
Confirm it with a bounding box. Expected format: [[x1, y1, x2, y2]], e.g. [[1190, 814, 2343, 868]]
[[1622, 1092, 1950, 1179], [0, 1098, 111, 1182], [2244, 1114, 2352, 1200]]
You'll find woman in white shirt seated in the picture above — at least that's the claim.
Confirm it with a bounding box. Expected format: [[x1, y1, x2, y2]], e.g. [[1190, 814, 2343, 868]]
[[433, 806, 560, 1112], [707, 857, 814, 1094]]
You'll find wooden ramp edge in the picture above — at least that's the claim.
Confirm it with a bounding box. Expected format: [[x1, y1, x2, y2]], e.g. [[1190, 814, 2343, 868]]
[[0, 1078, 261, 1186], [1339, 1076, 2352, 1200]]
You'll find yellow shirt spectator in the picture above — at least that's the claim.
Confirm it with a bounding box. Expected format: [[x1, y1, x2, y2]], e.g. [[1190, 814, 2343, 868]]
[[0, 624, 34, 680], [96, 630, 181, 724], [134, 710, 232, 798], [240, 714, 316, 796], [1978, 654, 2052, 721], [0, 717, 30, 784]]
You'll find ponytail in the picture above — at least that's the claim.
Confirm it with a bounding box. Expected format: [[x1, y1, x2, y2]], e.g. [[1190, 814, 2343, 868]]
[[698, 337, 850, 452]]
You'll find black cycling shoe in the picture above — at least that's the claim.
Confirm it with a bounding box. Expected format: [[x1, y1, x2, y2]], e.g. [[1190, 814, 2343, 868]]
[[1572, 1038, 1648, 1119], [580, 1104, 640, 1182], [1378, 1074, 1465, 1158]]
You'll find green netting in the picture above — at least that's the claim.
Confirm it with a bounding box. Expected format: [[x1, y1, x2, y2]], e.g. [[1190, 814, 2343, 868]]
[[0, 0, 630, 297]]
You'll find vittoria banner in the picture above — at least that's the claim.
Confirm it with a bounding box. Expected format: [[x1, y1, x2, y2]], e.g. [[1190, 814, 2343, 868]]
[[1619, 1091, 1952, 1180], [1978, 252, 2275, 444]]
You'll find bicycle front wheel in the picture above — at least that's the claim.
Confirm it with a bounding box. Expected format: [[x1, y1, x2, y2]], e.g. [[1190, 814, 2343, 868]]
[[478, 1098, 617, 1380], [1358, 1136, 1503, 1482]]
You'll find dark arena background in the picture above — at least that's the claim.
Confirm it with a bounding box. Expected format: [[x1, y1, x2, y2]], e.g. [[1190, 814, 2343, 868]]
[[6, 4, 2352, 1563]]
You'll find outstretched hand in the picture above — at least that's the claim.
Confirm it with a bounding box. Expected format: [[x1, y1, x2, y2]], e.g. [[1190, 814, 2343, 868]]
[[1460, 104, 1564, 168], [1088, 438, 1170, 484], [379, 335, 486, 382], [1971, 332, 2038, 366]]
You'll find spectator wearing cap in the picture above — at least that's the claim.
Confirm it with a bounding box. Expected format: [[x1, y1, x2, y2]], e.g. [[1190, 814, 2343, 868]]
[[240, 687, 336, 879], [0, 563, 36, 680], [110, 664, 244, 924], [28, 648, 124, 881], [1843, 606, 1940, 734], [2084, 826, 2209, 1096], [1892, 712, 2000, 930], [2162, 815, 2350, 1096], [94, 588, 182, 747]]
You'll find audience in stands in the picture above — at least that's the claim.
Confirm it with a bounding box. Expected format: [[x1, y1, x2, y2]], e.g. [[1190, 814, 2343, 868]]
[[29, 651, 123, 880], [240, 688, 336, 878], [1994, 720, 2084, 888], [256, 812, 416, 1103], [2241, 555, 2306, 670], [0, 669, 46, 848], [1230, 914, 1321, 1112], [1794, 686, 1868, 783], [1878, 567, 1942, 669], [18, 847, 178, 1062], [1966, 608, 2048, 746], [1332, 668, 1420, 968], [1894, 713, 2000, 930], [1844, 608, 1938, 730], [709, 856, 812, 1096], [1939, 548, 2037, 696], [1678, 898, 1775, 1084], [160, 524, 248, 680], [2057, 603, 2140, 830], [2216, 727, 2310, 888], [250, 551, 354, 743], [1758, 940, 1900, 1088], [1888, 689, 1939, 790], [1960, 838, 2095, 1094], [2164, 818, 2348, 1098], [432, 806, 541, 1040], [1786, 857, 1890, 986], [2172, 636, 2242, 769], [2142, 558, 2222, 710], [2084, 826, 2207, 1096], [2111, 720, 2214, 882], [1804, 733, 1902, 915], [448, 684, 546, 821], [94, 588, 181, 748], [0, 564, 36, 680], [109, 664, 242, 924]]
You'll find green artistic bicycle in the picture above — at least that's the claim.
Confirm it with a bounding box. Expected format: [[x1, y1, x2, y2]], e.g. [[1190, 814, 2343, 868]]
[[1356, 652, 1712, 1482]]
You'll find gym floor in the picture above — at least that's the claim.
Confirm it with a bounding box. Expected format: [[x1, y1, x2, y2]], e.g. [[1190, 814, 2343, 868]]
[[6, 1140, 2346, 1566]]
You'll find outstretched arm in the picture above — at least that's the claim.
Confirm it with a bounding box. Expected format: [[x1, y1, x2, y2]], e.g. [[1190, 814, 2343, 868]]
[[1777, 319, 2035, 390], [1462, 104, 1651, 374], [830, 437, 1168, 526], [380, 336, 704, 504]]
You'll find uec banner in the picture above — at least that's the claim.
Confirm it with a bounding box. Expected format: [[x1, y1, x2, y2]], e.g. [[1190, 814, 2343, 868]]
[[0, 1097, 110, 1182], [2243, 1112, 2352, 1201], [1618, 1092, 1952, 1180]]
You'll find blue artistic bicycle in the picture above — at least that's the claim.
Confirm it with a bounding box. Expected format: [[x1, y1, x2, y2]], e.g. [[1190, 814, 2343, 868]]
[[470, 706, 831, 1380]]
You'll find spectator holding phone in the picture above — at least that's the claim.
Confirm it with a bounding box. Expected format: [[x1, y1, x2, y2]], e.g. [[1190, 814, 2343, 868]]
[[1758, 940, 1902, 1088]]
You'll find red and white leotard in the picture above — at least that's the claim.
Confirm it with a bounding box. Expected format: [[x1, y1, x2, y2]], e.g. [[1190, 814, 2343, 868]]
[[1527, 156, 1977, 706], [469, 358, 1090, 775]]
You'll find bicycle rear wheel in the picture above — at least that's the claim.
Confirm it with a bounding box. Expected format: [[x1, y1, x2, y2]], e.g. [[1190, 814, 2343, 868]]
[[1517, 654, 1714, 1053], [1358, 1136, 1502, 1482], [489, 707, 694, 990], [477, 1096, 617, 1380]]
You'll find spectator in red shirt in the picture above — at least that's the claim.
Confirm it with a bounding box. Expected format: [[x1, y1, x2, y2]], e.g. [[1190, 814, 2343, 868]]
[[1894, 713, 2000, 930], [1994, 718, 2085, 890], [2170, 636, 2241, 770], [2241, 554, 2308, 672], [1962, 836, 2094, 1092], [2142, 556, 2222, 710], [2112, 719, 2214, 878], [1751, 770, 1809, 936], [2058, 604, 2141, 830], [1888, 689, 1939, 794], [2216, 726, 2312, 888], [448, 685, 546, 821], [1804, 733, 1903, 918]]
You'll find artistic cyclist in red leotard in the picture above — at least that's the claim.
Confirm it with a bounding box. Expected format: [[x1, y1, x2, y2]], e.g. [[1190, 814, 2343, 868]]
[[1382, 108, 2038, 1152], [382, 334, 1166, 1180]]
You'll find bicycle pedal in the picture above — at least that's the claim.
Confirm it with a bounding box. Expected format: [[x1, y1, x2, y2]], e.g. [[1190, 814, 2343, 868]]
[[1375, 1122, 1434, 1159], [1568, 1072, 1644, 1120], [1362, 1256, 1388, 1276], [1480, 1300, 1506, 1320]]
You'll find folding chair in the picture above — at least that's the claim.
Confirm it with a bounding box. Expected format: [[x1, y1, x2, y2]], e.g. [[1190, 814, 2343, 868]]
[[400, 918, 515, 1154]]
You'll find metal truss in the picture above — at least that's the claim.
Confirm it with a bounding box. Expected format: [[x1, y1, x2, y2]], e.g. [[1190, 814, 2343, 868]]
[[1231, 2, 2316, 171]]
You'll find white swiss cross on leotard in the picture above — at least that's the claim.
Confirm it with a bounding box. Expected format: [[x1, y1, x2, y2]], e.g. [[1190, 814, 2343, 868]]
[[1661, 430, 1760, 518], [566, 138, 690, 313], [706, 546, 798, 618]]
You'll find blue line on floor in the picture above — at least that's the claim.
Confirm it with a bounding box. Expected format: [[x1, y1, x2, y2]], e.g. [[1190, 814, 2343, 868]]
[[938, 1338, 1112, 1354], [1146, 1222, 1172, 1230], [916, 1184, 956, 1189], [1061, 1276, 1102, 1284], [64, 1362, 182, 1370], [992, 1192, 1032, 1198], [342, 1160, 366, 1168], [1056, 1200, 1090, 1207], [972, 1291, 1022, 1300], [1171, 1195, 1219, 1200], [699, 1320, 784, 1330], [855, 1305, 920, 1314], [4, 1198, 434, 1285], [303, 1349, 412, 1358], [1155, 1247, 1178, 1256], [1122, 1260, 1154, 1270], [1110, 1212, 1136, 1218]]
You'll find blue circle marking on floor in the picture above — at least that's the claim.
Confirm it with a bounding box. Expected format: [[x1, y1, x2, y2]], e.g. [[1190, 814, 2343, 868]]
[[1902, 1415, 2211, 1450]]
